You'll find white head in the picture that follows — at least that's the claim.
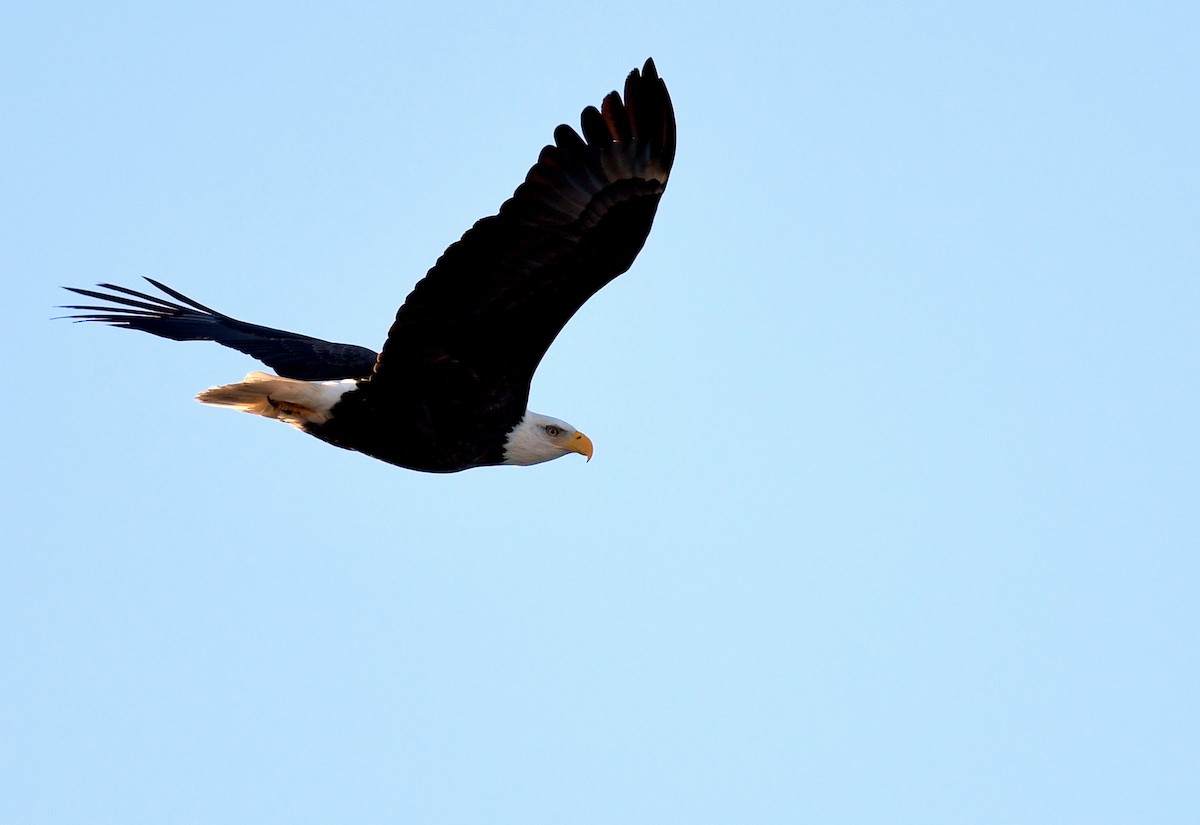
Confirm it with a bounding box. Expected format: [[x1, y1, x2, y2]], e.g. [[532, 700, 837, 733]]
[[502, 411, 595, 466]]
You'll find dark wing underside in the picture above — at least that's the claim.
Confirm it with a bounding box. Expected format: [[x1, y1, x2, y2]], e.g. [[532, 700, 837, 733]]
[[60, 278, 378, 380], [368, 58, 676, 410]]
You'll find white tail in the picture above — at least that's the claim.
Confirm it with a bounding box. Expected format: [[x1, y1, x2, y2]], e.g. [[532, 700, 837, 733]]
[[196, 371, 357, 428]]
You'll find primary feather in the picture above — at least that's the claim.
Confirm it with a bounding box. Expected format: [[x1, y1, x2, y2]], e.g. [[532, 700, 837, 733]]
[[62, 278, 378, 381]]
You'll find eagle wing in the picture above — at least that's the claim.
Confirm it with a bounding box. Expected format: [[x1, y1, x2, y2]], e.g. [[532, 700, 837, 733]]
[[369, 59, 675, 409], [61, 278, 378, 381]]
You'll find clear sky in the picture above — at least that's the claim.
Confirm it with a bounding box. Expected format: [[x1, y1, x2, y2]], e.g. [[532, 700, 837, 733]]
[[3, 1, 1197, 822]]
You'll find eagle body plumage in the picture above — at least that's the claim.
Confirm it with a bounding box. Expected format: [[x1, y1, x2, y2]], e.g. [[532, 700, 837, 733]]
[[61, 59, 675, 473]]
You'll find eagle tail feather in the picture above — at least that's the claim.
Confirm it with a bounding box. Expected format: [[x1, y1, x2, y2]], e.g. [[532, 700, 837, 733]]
[[196, 372, 355, 428]]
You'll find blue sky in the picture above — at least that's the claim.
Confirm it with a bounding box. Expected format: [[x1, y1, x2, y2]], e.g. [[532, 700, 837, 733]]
[[3, 1, 1198, 822]]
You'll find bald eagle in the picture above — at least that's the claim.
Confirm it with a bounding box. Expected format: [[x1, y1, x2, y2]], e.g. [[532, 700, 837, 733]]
[[62, 59, 675, 473]]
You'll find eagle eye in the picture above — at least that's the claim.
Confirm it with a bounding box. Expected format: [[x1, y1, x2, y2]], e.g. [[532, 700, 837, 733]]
[[543, 425, 563, 437]]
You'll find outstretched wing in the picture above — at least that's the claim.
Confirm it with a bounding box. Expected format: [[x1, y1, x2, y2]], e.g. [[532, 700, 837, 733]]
[[370, 58, 675, 404], [61, 278, 378, 381]]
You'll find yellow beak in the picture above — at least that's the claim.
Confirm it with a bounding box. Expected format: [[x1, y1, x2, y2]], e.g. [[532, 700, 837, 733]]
[[570, 431, 594, 462]]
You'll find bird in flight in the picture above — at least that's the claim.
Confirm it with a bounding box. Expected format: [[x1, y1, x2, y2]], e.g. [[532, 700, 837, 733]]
[[62, 59, 675, 473]]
